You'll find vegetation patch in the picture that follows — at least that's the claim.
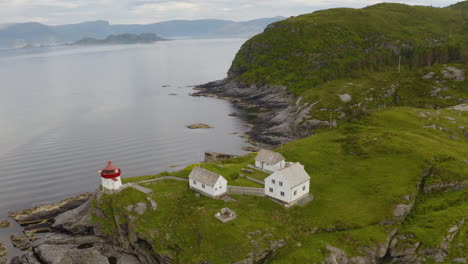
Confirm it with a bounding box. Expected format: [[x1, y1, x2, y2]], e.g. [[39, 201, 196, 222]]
[[92, 107, 467, 263]]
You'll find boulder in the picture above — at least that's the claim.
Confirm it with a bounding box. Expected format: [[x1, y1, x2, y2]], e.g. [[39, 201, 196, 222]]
[[326, 245, 349, 264], [35, 244, 109, 264], [125, 205, 134, 212], [338, 94, 352, 103], [441, 66, 464, 81], [0, 242, 6, 257], [10, 235, 31, 250], [116, 254, 141, 264], [146, 198, 157, 211], [32, 233, 102, 247], [53, 195, 96, 235], [393, 204, 412, 217], [9, 193, 92, 225], [11, 252, 41, 264], [0, 257, 6, 264], [133, 203, 147, 216], [0, 220, 10, 228]]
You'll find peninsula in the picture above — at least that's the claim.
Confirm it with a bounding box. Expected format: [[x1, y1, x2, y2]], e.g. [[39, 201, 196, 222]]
[[2, 2, 467, 264]]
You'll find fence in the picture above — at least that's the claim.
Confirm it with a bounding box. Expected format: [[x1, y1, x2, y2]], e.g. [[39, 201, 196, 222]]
[[227, 186, 264, 196]]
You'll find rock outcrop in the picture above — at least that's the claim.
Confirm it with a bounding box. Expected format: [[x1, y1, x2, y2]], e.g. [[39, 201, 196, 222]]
[[10, 235, 31, 250], [0, 242, 6, 257], [194, 80, 327, 145], [10, 191, 171, 264], [204, 152, 238, 162], [0, 220, 10, 228], [185, 123, 212, 129]]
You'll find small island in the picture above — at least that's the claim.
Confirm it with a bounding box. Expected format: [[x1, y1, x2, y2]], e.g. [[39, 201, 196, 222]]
[[69, 33, 167, 46], [186, 123, 212, 129]]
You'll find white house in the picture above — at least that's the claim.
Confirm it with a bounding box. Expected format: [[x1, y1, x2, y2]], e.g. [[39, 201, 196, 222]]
[[264, 162, 310, 206], [189, 167, 228, 197], [255, 149, 286, 172]]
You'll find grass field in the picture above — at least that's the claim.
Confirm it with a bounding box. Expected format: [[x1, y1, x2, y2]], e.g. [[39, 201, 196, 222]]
[[92, 107, 468, 263]]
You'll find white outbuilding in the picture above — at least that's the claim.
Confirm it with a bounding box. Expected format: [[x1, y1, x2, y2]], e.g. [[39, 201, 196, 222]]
[[255, 149, 286, 172], [264, 162, 310, 206], [189, 167, 228, 198]]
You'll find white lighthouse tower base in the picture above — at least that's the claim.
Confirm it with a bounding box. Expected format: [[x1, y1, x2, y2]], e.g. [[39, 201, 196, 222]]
[[102, 177, 122, 191]]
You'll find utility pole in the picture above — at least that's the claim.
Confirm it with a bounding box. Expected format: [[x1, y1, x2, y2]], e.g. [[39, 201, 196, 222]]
[[398, 55, 401, 73]]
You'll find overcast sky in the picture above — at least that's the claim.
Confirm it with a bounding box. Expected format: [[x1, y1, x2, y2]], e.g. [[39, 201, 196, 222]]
[[0, 0, 462, 25]]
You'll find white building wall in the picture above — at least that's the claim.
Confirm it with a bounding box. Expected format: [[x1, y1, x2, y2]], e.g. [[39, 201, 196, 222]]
[[213, 177, 228, 197], [255, 160, 263, 169], [265, 173, 310, 204], [289, 181, 310, 203], [264, 173, 292, 203], [190, 177, 227, 197], [255, 160, 286, 172], [190, 179, 215, 196], [102, 177, 122, 190]]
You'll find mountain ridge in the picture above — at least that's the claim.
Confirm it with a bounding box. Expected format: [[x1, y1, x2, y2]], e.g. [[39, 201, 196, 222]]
[[0, 17, 285, 48]]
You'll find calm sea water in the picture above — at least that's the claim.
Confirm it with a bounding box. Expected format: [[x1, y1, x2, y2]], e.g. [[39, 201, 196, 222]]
[[0, 38, 251, 215]]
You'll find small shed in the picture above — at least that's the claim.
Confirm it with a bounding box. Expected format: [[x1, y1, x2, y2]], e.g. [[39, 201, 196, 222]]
[[255, 149, 286, 172], [188, 167, 228, 197], [264, 162, 310, 206]]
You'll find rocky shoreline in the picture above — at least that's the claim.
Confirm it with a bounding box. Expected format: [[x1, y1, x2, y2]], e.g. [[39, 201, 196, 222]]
[[3, 148, 466, 264], [2, 79, 466, 264], [193, 79, 323, 146], [5, 192, 154, 264], [5, 190, 287, 264]]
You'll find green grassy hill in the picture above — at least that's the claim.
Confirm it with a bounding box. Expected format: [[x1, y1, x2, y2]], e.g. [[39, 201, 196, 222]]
[[229, 3, 467, 96], [92, 107, 467, 263], [90, 2, 467, 263]]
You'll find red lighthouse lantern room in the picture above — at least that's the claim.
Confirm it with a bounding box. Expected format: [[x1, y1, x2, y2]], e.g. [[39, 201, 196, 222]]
[[100, 161, 122, 190]]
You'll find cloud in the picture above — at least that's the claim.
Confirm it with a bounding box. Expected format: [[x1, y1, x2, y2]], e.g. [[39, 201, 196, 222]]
[[0, 0, 461, 25]]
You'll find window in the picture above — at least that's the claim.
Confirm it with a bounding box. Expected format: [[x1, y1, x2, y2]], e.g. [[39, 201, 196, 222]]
[[271, 179, 275, 184], [302, 186, 306, 191], [279, 181, 283, 186], [294, 190, 297, 196], [280, 191, 285, 197], [192, 180, 196, 185], [269, 187, 273, 192], [202, 184, 205, 188]]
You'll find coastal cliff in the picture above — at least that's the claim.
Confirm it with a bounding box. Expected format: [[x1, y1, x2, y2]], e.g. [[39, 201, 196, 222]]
[[195, 2, 467, 146]]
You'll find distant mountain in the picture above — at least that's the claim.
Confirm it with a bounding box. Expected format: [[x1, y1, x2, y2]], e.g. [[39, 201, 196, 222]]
[[70, 33, 166, 46], [0, 17, 285, 49]]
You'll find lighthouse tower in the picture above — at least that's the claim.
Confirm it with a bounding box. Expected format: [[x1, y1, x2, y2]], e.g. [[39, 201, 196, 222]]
[[100, 161, 122, 191]]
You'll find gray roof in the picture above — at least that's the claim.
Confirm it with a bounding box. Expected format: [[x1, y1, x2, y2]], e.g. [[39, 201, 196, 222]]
[[276, 163, 310, 187], [255, 149, 285, 165], [188, 167, 224, 187]]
